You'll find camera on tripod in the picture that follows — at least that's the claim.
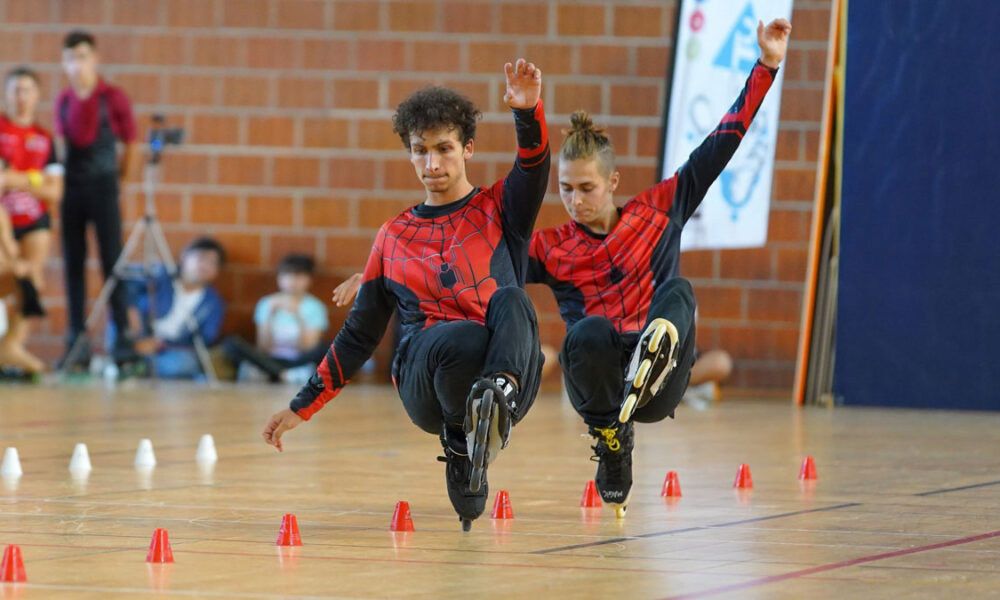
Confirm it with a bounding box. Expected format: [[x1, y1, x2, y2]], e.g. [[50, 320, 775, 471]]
[[148, 114, 184, 160]]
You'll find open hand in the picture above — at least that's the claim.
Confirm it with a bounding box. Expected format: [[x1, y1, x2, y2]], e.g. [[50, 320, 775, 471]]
[[332, 273, 363, 307], [757, 18, 792, 69], [503, 58, 542, 110], [262, 408, 303, 452]]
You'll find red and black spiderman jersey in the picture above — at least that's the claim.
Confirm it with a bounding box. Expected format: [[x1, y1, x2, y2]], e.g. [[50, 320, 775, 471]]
[[0, 115, 61, 229], [291, 102, 550, 419], [528, 61, 777, 335]]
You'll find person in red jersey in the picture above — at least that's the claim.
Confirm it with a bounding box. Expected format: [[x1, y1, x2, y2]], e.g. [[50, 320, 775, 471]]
[[0, 67, 65, 375], [262, 59, 550, 531], [55, 30, 139, 370], [528, 19, 790, 517]]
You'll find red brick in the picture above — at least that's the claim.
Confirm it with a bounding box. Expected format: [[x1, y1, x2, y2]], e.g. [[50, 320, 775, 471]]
[[637, 45, 669, 77], [468, 42, 519, 74], [554, 83, 602, 115], [321, 235, 379, 269], [357, 39, 407, 71], [611, 84, 661, 117], [557, 4, 605, 36], [332, 78, 381, 109], [333, 1, 380, 31], [302, 118, 351, 148], [773, 168, 815, 202], [535, 202, 569, 230], [277, 77, 328, 109], [273, 157, 321, 187], [695, 285, 743, 320], [247, 37, 301, 69], [614, 165, 658, 198], [167, 0, 218, 28], [789, 7, 832, 42], [302, 39, 351, 70], [747, 289, 801, 323], [247, 116, 296, 147], [111, 0, 164, 26], [328, 158, 378, 189], [773, 327, 801, 361], [276, 0, 326, 29], [113, 73, 162, 105], [741, 365, 794, 390], [720, 248, 773, 281], [223, 76, 272, 107], [269, 234, 321, 263], [681, 250, 715, 279], [137, 35, 188, 66], [411, 41, 461, 73], [781, 87, 824, 122], [221, 0, 269, 27], [804, 129, 821, 163], [302, 197, 352, 228], [442, 3, 494, 33], [191, 193, 238, 224], [500, 4, 548, 35], [152, 192, 185, 223], [767, 209, 808, 243], [161, 153, 213, 184], [59, 1, 109, 23], [775, 129, 800, 161], [635, 126, 663, 159], [718, 325, 773, 360], [358, 198, 417, 229], [358, 120, 402, 150], [613, 5, 663, 38], [167, 74, 218, 106], [0, 32, 28, 58], [388, 1, 437, 31], [217, 156, 267, 186], [192, 36, 246, 67], [805, 49, 830, 82], [247, 195, 295, 227], [84, 33, 137, 65], [27, 32, 64, 63], [776, 247, 809, 282], [214, 232, 263, 266], [524, 44, 573, 76], [191, 114, 240, 145], [579, 45, 629, 76], [6, 0, 52, 22]]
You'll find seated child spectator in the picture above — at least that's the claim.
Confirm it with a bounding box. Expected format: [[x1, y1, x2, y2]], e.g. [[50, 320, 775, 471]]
[[115, 237, 226, 379], [223, 253, 329, 383]]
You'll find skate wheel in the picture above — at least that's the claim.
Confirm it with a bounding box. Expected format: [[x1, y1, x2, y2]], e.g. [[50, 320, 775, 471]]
[[469, 463, 485, 493], [461, 518, 472, 532], [614, 506, 627, 519], [619, 394, 638, 424], [633, 359, 651, 387], [648, 320, 668, 353]]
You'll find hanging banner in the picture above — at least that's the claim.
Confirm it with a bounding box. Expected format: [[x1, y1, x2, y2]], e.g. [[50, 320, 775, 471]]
[[661, 0, 793, 250]]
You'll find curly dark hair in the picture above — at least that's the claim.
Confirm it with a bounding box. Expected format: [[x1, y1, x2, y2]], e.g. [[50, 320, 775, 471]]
[[391, 86, 481, 149]]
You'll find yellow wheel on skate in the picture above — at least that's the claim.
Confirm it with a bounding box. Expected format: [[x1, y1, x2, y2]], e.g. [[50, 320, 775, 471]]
[[614, 506, 627, 519], [619, 393, 638, 423], [633, 358, 651, 387], [647, 319, 669, 353]]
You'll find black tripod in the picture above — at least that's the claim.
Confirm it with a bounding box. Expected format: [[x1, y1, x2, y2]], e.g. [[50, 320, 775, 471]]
[[59, 131, 217, 383]]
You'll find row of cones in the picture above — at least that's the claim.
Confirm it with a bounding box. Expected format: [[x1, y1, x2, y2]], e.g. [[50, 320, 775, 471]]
[[579, 456, 819, 507], [0, 435, 219, 478]]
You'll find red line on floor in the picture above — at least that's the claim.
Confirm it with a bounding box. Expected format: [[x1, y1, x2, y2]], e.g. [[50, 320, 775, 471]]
[[660, 529, 1000, 600]]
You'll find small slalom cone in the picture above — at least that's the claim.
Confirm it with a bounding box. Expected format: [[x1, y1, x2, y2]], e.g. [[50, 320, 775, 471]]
[[195, 434, 218, 464], [146, 529, 174, 563], [69, 443, 92, 473], [580, 480, 603, 508], [490, 490, 514, 519], [134, 439, 157, 468], [275, 514, 302, 546], [1, 545, 26, 582], [389, 501, 414, 532], [661, 471, 682, 498], [798, 456, 818, 480], [1, 447, 22, 478], [733, 463, 753, 489]]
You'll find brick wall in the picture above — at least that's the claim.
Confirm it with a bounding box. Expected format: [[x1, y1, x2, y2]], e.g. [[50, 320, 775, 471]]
[[0, 0, 831, 391]]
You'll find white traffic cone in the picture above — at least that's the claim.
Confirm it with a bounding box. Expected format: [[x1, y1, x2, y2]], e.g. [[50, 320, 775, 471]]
[[1, 447, 22, 478], [195, 434, 217, 464], [134, 439, 157, 468], [69, 443, 93, 473]]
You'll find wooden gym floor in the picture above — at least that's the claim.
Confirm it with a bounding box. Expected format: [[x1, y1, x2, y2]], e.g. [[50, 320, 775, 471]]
[[1, 381, 999, 599]]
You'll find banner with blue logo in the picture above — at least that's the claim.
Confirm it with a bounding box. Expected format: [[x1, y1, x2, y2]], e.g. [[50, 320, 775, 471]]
[[662, 0, 793, 250]]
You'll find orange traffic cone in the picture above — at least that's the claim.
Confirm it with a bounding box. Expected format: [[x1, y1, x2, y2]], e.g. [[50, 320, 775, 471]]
[[0, 545, 26, 582], [146, 529, 174, 563], [799, 456, 818, 480], [733, 463, 753, 489], [490, 490, 514, 519], [390, 501, 414, 532], [661, 471, 682, 498], [276, 513, 303, 546], [580, 480, 603, 508]]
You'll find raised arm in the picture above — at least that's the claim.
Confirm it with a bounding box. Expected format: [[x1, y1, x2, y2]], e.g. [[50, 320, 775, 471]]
[[499, 59, 551, 246], [667, 18, 791, 224]]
